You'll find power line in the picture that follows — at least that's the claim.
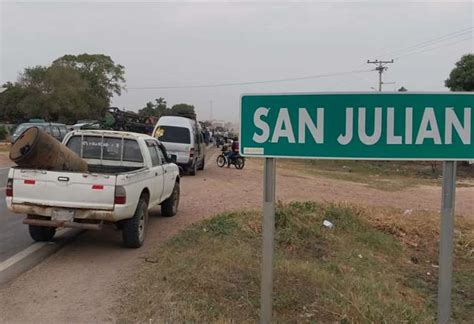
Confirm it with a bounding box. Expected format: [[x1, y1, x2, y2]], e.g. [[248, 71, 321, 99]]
[[128, 27, 472, 91], [395, 35, 472, 59], [364, 27, 472, 90], [390, 30, 472, 57], [376, 26, 473, 58], [127, 68, 374, 90]]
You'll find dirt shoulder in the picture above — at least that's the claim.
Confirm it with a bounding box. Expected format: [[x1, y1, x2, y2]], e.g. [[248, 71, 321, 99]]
[[0, 149, 472, 322], [0, 152, 13, 168]]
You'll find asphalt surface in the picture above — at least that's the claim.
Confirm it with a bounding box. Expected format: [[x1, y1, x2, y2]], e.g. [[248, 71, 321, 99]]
[[0, 167, 31, 262], [0, 144, 216, 264]]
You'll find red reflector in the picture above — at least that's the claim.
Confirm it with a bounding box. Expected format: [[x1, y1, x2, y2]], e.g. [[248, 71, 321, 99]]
[[114, 196, 126, 204], [6, 179, 13, 197], [24, 180, 35, 185], [92, 185, 104, 190]]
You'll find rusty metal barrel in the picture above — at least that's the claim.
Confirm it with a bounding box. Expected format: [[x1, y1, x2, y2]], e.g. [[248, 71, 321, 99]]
[[9, 127, 88, 172]]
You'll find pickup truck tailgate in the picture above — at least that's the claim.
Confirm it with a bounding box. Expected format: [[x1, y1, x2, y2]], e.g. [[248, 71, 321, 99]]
[[11, 169, 117, 210]]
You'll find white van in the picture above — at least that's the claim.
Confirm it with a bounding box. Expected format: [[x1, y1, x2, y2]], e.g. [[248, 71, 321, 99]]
[[153, 116, 206, 175]]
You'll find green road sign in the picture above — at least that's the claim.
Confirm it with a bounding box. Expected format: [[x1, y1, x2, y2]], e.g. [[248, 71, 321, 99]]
[[240, 93, 474, 160]]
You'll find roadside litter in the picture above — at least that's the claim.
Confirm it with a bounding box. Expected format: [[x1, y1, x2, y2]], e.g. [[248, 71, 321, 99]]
[[322, 220, 334, 229]]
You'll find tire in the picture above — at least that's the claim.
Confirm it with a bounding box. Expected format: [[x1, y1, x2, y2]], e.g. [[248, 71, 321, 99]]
[[198, 155, 205, 170], [216, 155, 226, 167], [235, 157, 245, 169], [161, 181, 180, 217], [122, 197, 148, 248], [189, 161, 197, 176], [29, 224, 56, 242]]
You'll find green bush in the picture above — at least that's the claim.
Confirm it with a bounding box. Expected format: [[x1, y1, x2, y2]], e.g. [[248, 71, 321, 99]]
[[0, 126, 7, 141]]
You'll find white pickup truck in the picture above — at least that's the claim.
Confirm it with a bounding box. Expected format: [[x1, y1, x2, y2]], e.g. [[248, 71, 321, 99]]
[[6, 130, 180, 248]]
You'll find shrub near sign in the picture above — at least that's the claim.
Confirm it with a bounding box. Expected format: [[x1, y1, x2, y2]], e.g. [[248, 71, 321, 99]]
[[240, 93, 474, 160]]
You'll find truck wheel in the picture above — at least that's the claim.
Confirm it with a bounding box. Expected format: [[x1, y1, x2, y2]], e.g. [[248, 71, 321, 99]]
[[122, 197, 148, 248], [189, 162, 197, 176], [29, 225, 56, 242], [198, 155, 205, 170], [161, 181, 180, 217]]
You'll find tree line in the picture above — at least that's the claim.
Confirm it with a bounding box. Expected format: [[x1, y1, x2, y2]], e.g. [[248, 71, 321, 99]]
[[0, 54, 126, 124], [137, 98, 196, 119], [0, 53, 472, 125], [0, 53, 197, 124]]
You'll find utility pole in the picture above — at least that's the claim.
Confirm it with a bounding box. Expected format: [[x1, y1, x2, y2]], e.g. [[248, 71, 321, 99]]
[[367, 59, 394, 92]]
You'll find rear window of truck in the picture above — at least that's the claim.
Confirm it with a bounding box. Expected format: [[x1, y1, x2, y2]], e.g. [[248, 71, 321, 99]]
[[66, 136, 143, 163], [154, 126, 191, 144]]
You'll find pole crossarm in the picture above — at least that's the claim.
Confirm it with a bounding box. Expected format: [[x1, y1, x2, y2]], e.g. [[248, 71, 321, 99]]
[[367, 59, 394, 91]]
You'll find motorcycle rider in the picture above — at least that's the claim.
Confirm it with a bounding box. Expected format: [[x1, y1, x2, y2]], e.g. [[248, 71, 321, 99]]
[[227, 136, 239, 167]]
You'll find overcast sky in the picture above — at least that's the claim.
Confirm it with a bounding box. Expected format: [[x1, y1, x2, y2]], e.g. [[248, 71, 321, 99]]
[[1, 1, 473, 122]]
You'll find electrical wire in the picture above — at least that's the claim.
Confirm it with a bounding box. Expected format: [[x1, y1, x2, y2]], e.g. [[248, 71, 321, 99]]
[[395, 35, 472, 59], [127, 68, 374, 90], [127, 27, 472, 91], [377, 26, 473, 59]]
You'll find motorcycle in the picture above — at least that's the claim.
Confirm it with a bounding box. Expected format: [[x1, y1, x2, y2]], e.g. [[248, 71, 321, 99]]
[[216, 145, 245, 169]]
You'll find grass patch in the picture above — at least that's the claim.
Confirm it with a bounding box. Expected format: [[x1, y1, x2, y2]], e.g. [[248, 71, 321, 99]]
[[116, 203, 474, 323], [272, 159, 474, 191]]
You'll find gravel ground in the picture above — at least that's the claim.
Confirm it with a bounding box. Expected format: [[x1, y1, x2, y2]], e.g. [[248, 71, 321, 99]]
[[0, 147, 472, 322]]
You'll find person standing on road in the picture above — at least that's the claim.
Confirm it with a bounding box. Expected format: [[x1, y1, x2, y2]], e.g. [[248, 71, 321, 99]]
[[223, 130, 229, 143]]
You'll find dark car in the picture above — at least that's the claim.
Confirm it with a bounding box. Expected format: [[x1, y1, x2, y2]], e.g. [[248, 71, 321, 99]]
[[11, 122, 69, 143]]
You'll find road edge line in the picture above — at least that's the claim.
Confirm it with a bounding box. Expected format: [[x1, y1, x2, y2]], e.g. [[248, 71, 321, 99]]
[[0, 228, 83, 286]]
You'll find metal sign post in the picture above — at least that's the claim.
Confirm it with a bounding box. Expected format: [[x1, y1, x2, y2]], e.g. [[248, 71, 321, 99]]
[[239, 92, 473, 323], [437, 161, 457, 324], [260, 158, 276, 324]]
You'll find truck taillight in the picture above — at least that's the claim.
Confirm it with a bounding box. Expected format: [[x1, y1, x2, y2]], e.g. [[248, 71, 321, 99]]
[[6, 178, 13, 197], [189, 148, 194, 159], [114, 186, 126, 205]]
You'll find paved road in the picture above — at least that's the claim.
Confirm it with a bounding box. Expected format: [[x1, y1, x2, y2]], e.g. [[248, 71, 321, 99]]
[[0, 145, 217, 264], [0, 167, 31, 262]]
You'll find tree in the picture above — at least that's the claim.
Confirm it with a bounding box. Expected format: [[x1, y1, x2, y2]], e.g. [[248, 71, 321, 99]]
[[138, 101, 157, 118], [0, 53, 127, 123], [0, 83, 29, 122], [169, 103, 196, 118], [398, 86, 408, 92], [138, 97, 168, 118], [53, 54, 126, 114], [445, 54, 474, 91], [16, 65, 94, 122], [155, 97, 167, 116]]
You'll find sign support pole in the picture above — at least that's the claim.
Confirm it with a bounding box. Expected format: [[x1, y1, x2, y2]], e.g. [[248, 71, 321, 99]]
[[260, 158, 276, 324], [437, 161, 457, 324]]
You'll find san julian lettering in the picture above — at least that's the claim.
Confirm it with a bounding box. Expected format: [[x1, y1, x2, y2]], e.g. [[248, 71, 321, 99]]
[[252, 107, 471, 146]]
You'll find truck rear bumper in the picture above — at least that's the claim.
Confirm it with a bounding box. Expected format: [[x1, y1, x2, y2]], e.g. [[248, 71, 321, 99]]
[[9, 203, 128, 222], [23, 217, 102, 230]]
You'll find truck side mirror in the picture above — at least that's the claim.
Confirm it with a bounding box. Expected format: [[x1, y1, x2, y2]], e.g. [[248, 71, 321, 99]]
[[169, 154, 177, 163]]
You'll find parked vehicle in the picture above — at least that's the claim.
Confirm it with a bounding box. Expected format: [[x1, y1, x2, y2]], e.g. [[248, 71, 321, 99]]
[[216, 145, 245, 169], [153, 116, 206, 175], [70, 121, 100, 131], [11, 122, 68, 143], [6, 130, 180, 248]]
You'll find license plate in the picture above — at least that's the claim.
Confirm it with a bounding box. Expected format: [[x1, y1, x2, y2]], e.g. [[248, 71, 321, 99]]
[[52, 209, 74, 222]]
